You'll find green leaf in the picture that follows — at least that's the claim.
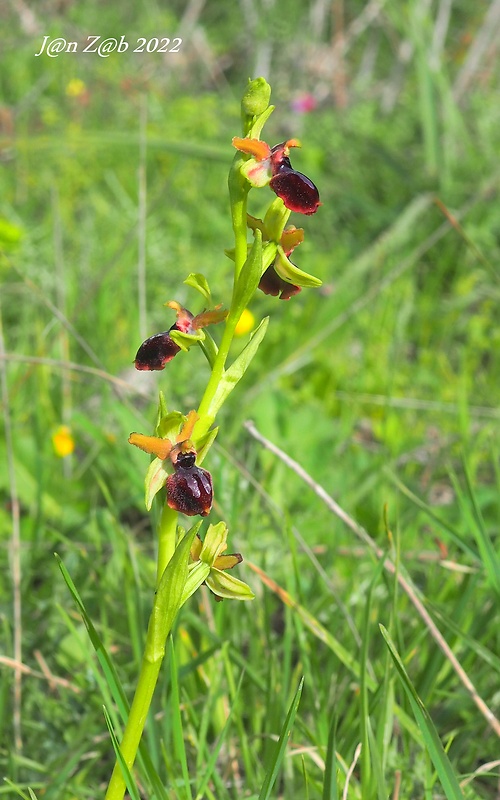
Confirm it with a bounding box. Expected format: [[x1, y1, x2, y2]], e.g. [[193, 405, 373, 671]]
[[258, 676, 304, 800], [379, 626, 465, 800], [208, 316, 269, 419], [194, 673, 245, 800], [226, 315, 269, 382], [146, 523, 201, 662], [2, 779, 37, 800], [56, 556, 169, 798], [184, 272, 212, 303]]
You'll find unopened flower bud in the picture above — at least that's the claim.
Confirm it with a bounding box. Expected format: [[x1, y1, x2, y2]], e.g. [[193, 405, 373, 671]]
[[241, 77, 271, 117]]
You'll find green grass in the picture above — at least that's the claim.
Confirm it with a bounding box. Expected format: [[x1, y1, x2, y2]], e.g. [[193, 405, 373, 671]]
[[2, 1, 500, 797]]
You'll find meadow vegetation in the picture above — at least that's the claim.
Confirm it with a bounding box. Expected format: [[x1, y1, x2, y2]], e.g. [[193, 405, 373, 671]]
[[1, 1, 500, 797]]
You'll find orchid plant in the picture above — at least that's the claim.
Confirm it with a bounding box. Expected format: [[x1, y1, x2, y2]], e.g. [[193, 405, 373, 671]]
[[104, 77, 322, 800]]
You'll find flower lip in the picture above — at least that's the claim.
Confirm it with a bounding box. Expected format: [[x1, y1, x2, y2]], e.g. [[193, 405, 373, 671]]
[[134, 331, 181, 371], [232, 136, 320, 215], [259, 265, 301, 300], [270, 168, 320, 215], [166, 464, 213, 516], [134, 303, 226, 371]]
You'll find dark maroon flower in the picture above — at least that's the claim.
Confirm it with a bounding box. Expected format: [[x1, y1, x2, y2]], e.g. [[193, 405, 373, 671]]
[[134, 331, 181, 370], [232, 137, 320, 215], [134, 302, 226, 371], [259, 265, 301, 300], [166, 457, 213, 516], [269, 167, 320, 216]]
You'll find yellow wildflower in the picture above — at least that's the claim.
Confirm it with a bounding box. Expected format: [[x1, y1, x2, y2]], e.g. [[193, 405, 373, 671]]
[[234, 308, 255, 336], [66, 79, 86, 98], [52, 426, 75, 457]]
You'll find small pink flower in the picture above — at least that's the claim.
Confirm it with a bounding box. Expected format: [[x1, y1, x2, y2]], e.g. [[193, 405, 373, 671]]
[[291, 93, 317, 114]]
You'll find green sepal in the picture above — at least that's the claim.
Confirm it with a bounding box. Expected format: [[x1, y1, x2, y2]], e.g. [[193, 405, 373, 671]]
[[145, 522, 201, 663], [183, 272, 212, 304], [145, 457, 169, 511], [206, 317, 269, 420], [232, 229, 263, 317], [206, 569, 255, 601], [169, 328, 205, 352], [199, 520, 227, 563], [275, 245, 322, 288]]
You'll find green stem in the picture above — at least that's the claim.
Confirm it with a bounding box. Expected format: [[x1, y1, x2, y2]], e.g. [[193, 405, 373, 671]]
[[105, 505, 178, 800], [104, 611, 170, 800], [156, 503, 178, 586], [196, 158, 249, 432], [105, 148, 251, 800]]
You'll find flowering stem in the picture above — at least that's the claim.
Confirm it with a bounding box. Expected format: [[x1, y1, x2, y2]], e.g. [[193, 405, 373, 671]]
[[196, 158, 249, 431], [104, 650, 164, 800], [229, 155, 250, 281], [105, 507, 178, 800], [105, 91, 267, 799]]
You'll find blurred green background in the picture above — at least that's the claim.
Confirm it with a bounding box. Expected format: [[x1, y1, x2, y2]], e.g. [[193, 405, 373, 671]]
[[1, 1, 500, 798]]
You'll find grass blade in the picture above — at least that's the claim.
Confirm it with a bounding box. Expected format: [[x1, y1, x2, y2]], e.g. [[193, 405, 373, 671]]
[[322, 715, 338, 800], [194, 672, 244, 800], [258, 676, 304, 800], [56, 555, 169, 799], [169, 637, 193, 800], [380, 626, 465, 800], [103, 705, 141, 800], [457, 457, 500, 599]]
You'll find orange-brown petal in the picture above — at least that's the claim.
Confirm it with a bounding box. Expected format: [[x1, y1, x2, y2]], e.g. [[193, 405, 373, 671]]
[[128, 433, 172, 460], [232, 136, 271, 161]]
